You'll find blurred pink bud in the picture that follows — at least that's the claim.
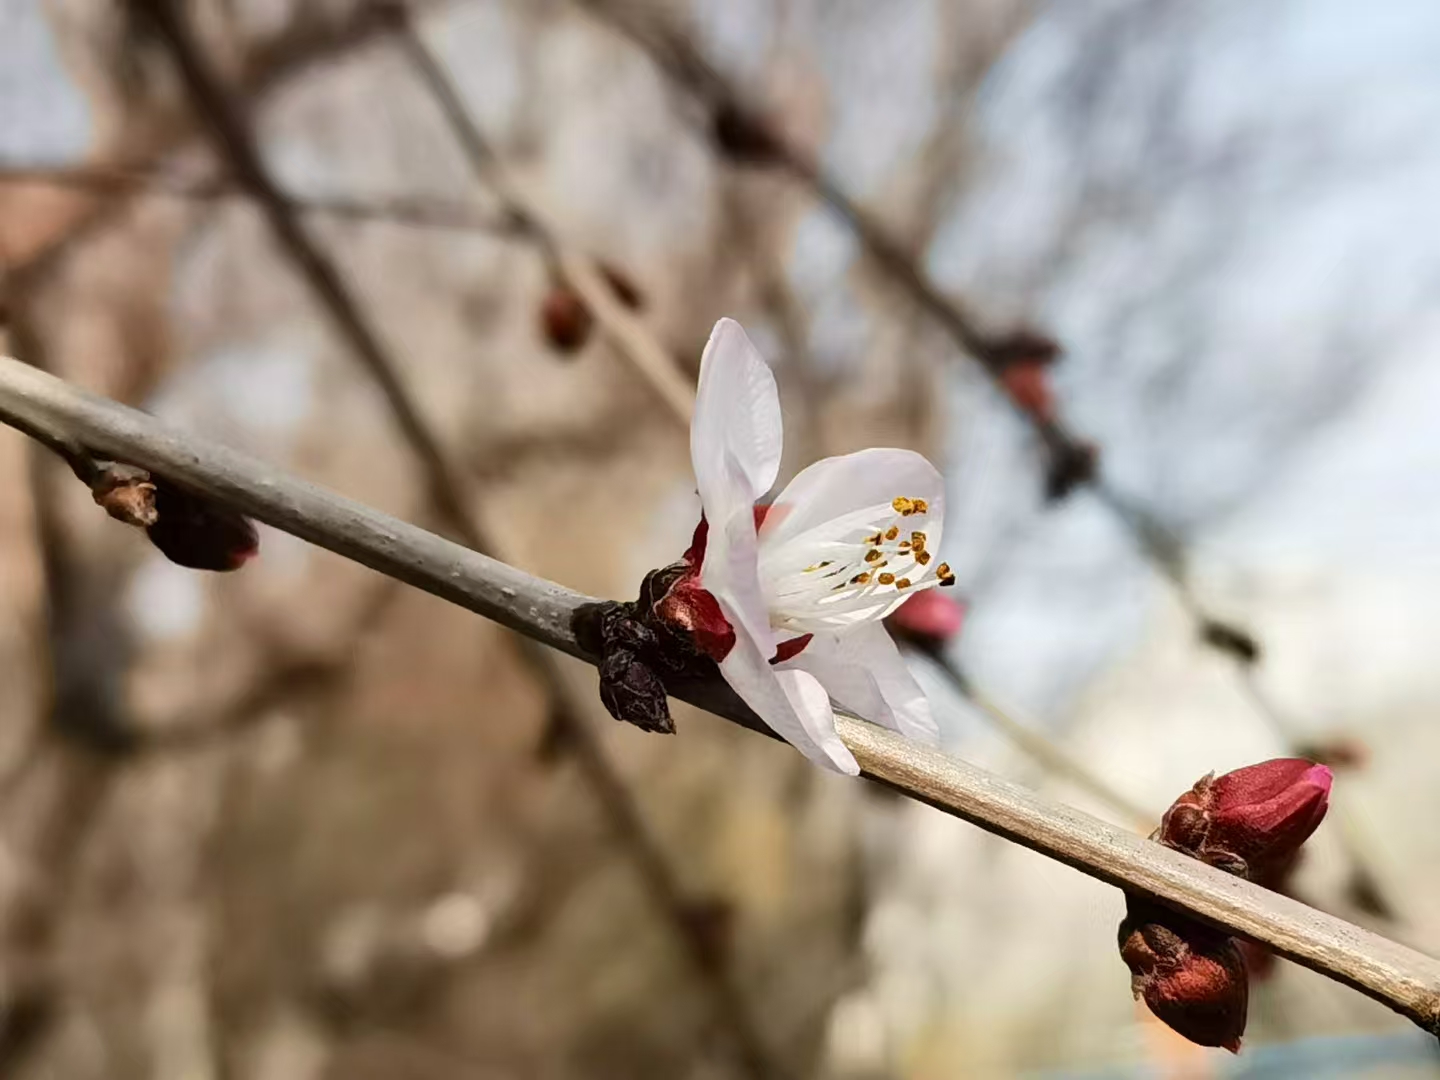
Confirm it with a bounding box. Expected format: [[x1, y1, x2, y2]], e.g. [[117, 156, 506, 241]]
[[1119, 901, 1248, 1053], [1000, 361, 1055, 421], [147, 481, 259, 572], [886, 589, 965, 653], [1159, 759, 1332, 879], [540, 286, 594, 354]]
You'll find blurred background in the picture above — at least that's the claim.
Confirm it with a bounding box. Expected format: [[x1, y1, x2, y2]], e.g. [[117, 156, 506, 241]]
[[3, 0, 1440, 1076]]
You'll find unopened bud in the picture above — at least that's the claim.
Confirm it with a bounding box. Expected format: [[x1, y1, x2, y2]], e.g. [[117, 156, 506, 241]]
[[1159, 758, 1332, 880], [540, 286, 594, 354], [1118, 900, 1248, 1053], [886, 589, 965, 655], [146, 481, 258, 572]]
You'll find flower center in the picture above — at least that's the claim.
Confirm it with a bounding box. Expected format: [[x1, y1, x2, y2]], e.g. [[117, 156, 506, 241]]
[[759, 496, 955, 633]]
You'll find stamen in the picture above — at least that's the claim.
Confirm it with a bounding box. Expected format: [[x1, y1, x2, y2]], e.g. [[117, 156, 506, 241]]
[[851, 572, 872, 585], [892, 497, 915, 515], [864, 549, 883, 564], [911, 531, 927, 549], [896, 578, 912, 589], [803, 560, 833, 572], [898, 541, 911, 551], [885, 526, 900, 541], [916, 551, 932, 566], [866, 532, 883, 546], [878, 573, 895, 586], [913, 499, 929, 514]]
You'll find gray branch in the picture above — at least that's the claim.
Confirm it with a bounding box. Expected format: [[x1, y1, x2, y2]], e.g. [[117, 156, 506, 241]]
[[0, 355, 1436, 1036]]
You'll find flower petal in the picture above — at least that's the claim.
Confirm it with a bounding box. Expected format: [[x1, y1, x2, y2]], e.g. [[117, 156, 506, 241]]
[[691, 319, 786, 655], [718, 630, 858, 774], [691, 318, 783, 516], [784, 624, 939, 745], [760, 447, 945, 553]]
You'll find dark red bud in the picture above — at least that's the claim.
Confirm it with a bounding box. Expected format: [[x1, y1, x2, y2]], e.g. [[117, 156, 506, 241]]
[[540, 286, 594, 353], [1118, 902, 1248, 1053], [1000, 361, 1055, 421], [146, 481, 258, 572]]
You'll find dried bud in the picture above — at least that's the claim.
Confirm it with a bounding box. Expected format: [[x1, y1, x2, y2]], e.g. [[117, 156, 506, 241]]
[[886, 589, 966, 655], [1118, 899, 1248, 1052], [599, 643, 673, 734], [1159, 758, 1332, 879], [1200, 620, 1261, 665], [540, 286, 594, 354], [146, 481, 259, 571], [599, 262, 645, 311], [999, 361, 1055, 421], [91, 462, 158, 527], [712, 100, 783, 165], [1044, 439, 1098, 501]]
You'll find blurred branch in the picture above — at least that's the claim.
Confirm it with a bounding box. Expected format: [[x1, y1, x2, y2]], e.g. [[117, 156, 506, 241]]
[[916, 649, 1153, 831], [129, 3, 776, 1075], [0, 359, 1438, 1039], [390, 6, 697, 424], [10, 0, 448, 286], [0, 163, 527, 236]]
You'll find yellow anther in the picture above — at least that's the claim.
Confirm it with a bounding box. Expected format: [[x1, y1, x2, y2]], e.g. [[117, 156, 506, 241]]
[[896, 577, 912, 589], [804, 560, 833, 572], [898, 541, 912, 551], [851, 572, 872, 585], [892, 496, 914, 515], [865, 549, 883, 564], [885, 526, 900, 541], [936, 562, 951, 578], [913, 498, 929, 514], [878, 573, 896, 586], [866, 532, 883, 546], [917, 551, 932, 566], [911, 531, 927, 549]]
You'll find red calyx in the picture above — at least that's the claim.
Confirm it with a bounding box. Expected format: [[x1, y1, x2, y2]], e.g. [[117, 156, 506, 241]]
[[147, 481, 259, 572], [1000, 361, 1055, 421]]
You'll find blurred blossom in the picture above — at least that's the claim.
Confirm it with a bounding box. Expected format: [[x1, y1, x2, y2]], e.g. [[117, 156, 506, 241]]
[[885, 589, 966, 655]]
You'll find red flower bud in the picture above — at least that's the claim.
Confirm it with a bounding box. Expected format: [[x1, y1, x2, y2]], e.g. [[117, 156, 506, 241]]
[[540, 286, 594, 353], [1159, 759, 1332, 879], [146, 481, 258, 572], [886, 590, 966, 654], [1119, 900, 1248, 1053]]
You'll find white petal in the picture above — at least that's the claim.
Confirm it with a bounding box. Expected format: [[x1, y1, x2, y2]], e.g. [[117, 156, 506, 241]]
[[718, 631, 858, 775], [707, 497, 778, 662], [760, 447, 945, 553], [691, 318, 783, 516], [847, 623, 940, 745], [784, 625, 939, 746]]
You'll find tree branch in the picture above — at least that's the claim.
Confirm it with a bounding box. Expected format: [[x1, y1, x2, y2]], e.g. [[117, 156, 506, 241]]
[[0, 355, 1435, 1036]]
